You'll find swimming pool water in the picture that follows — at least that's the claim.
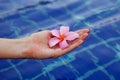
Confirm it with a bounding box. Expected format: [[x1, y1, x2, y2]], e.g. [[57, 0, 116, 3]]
[[0, 0, 120, 80]]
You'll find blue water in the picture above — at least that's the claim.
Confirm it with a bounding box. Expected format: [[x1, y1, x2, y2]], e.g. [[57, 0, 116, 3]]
[[0, 0, 120, 80]]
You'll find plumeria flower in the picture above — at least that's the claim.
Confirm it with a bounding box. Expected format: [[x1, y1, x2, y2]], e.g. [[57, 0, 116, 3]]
[[49, 26, 79, 49]]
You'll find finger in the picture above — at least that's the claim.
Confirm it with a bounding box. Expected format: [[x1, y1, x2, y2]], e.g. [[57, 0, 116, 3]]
[[53, 33, 89, 58], [80, 33, 89, 40], [53, 39, 84, 58], [76, 29, 90, 34], [75, 29, 90, 38]]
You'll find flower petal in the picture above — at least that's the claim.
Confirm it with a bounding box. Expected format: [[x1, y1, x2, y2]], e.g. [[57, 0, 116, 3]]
[[66, 32, 79, 40], [59, 40, 69, 49], [51, 30, 60, 37], [60, 26, 69, 35], [49, 37, 60, 47]]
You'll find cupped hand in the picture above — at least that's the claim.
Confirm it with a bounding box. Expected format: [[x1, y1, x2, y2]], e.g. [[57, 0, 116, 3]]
[[24, 29, 90, 59]]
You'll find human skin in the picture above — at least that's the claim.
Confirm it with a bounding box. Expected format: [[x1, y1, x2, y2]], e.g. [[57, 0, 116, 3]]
[[0, 29, 90, 59]]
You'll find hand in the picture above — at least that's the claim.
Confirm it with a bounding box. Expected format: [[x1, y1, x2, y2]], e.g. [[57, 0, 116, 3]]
[[24, 29, 90, 59]]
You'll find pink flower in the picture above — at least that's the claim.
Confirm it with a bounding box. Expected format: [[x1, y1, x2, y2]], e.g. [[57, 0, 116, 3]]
[[49, 26, 79, 49]]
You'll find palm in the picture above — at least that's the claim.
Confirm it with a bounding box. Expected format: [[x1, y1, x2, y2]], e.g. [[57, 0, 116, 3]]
[[28, 29, 90, 59]]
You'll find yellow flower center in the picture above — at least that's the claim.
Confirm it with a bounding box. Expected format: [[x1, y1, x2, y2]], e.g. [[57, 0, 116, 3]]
[[59, 34, 66, 41]]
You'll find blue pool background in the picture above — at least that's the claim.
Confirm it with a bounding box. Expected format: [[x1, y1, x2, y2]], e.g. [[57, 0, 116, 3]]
[[0, 0, 120, 80]]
